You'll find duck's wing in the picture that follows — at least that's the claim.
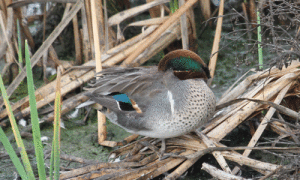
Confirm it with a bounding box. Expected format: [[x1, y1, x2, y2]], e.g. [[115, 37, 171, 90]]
[[86, 66, 168, 113]]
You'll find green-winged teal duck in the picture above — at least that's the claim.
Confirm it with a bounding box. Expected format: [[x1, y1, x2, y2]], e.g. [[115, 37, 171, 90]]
[[86, 49, 216, 151]]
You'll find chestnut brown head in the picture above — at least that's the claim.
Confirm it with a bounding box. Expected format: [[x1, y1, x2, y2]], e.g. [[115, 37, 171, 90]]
[[158, 49, 210, 80]]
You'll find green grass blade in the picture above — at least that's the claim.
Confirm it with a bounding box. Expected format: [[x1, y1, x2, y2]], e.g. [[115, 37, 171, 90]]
[[170, 0, 174, 13], [17, 19, 23, 73], [170, 0, 179, 14], [51, 69, 62, 179], [0, 75, 35, 179], [53, 91, 61, 179], [49, 145, 55, 180], [257, 10, 263, 70], [25, 40, 46, 179], [0, 123, 28, 180], [173, 0, 178, 11]]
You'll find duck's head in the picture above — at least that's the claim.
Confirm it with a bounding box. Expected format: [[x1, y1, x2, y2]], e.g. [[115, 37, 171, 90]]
[[158, 49, 210, 80]]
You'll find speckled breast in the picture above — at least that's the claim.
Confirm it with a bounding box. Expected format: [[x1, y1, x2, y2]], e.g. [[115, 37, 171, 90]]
[[137, 79, 216, 138]]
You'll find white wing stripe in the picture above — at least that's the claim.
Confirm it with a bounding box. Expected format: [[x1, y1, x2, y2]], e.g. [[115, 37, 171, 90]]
[[168, 91, 175, 114]]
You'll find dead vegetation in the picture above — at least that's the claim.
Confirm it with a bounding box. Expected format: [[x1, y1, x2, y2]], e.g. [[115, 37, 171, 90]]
[[0, 0, 300, 179]]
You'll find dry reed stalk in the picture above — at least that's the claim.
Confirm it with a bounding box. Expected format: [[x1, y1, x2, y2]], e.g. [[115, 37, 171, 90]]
[[147, 0, 164, 18], [199, 0, 211, 23], [49, 46, 63, 68], [68, 168, 131, 180], [187, 8, 198, 52], [110, 137, 152, 157], [84, 0, 94, 56], [243, 83, 292, 156], [249, 0, 257, 28], [102, 25, 157, 62], [26, 14, 43, 23], [179, 0, 189, 50], [199, 132, 232, 173], [0, 0, 7, 17], [135, 152, 193, 180], [259, 166, 283, 180], [108, 0, 169, 26], [103, 0, 108, 52], [269, 121, 292, 137], [167, 135, 203, 150], [220, 68, 256, 100], [241, 2, 252, 47], [99, 140, 117, 147], [94, 0, 105, 48], [13, 70, 96, 119], [104, 37, 150, 67], [0, 60, 95, 120], [117, 134, 140, 146], [221, 151, 279, 174], [72, 12, 82, 65], [0, 0, 84, 109], [164, 153, 200, 180], [218, 71, 266, 105], [231, 83, 292, 174], [90, 0, 107, 144], [127, 17, 168, 27], [208, 0, 224, 81], [208, 72, 299, 141], [109, 160, 168, 179], [59, 153, 158, 179], [41, 92, 89, 122], [275, 113, 299, 144], [0, 11, 10, 59], [123, 0, 198, 66], [0, 8, 14, 61], [201, 163, 250, 180], [80, 4, 91, 63], [42, 3, 47, 42], [62, 3, 72, 20], [129, 19, 191, 66], [108, 149, 185, 180], [218, 60, 300, 105], [205, 77, 274, 133]]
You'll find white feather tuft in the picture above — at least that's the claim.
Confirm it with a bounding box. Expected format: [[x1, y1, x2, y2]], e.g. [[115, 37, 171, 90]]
[[68, 108, 79, 119], [19, 119, 27, 127]]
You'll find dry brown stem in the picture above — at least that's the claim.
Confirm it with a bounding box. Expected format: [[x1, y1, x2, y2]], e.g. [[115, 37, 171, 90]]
[[202, 163, 250, 180], [0, 0, 84, 109], [123, 0, 198, 66], [208, 0, 224, 81], [90, 0, 107, 143]]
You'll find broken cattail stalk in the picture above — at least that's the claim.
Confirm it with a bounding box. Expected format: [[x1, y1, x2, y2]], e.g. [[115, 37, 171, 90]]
[[208, 72, 299, 141], [0, 0, 84, 110], [73, 13, 82, 65], [199, 132, 231, 173], [123, 0, 198, 66], [128, 19, 190, 66], [90, 0, 107, 144], [0, 60, 96, 120], [202, 163, 248, 180], [208, 0, 225, 81]]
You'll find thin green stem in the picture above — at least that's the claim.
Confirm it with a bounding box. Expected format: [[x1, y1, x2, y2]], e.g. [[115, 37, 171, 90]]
[[257, 10, 263, 70], [17, 19, 23, 73]]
